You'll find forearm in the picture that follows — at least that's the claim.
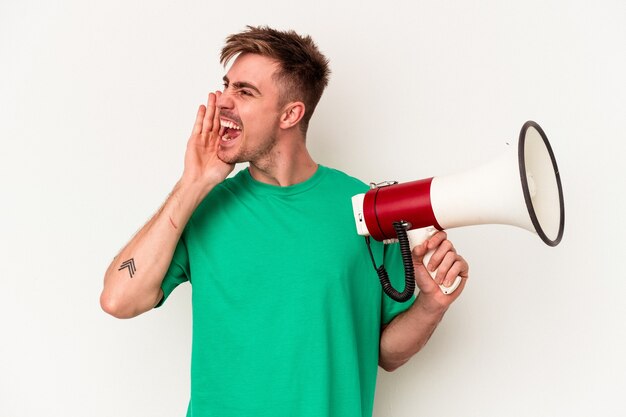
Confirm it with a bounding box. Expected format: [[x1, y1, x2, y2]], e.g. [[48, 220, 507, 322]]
[[378, 295, 447, 372], [100, 179, 212, 318]]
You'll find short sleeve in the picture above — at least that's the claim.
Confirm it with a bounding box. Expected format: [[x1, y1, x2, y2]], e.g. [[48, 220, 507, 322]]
[[155, 235, 190, 308], [381, 242, 416, 324]]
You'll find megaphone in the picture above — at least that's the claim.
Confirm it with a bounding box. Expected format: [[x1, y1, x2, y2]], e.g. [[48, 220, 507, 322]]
[[352, 121, 565, 301]]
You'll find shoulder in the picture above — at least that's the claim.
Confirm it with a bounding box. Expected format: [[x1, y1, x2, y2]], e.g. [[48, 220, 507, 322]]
[[191, 169, 250, 217], [318, 165, 370, 194]]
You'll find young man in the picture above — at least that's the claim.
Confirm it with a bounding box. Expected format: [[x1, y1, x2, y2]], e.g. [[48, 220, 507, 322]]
[[101, 26, 469, 417]]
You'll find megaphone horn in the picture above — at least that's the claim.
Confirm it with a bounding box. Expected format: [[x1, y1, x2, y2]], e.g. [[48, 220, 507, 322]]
[[352, 121, 565, 301]]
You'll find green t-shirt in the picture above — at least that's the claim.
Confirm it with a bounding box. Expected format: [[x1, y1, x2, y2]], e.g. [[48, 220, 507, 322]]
[[159, 165, 414, 417]]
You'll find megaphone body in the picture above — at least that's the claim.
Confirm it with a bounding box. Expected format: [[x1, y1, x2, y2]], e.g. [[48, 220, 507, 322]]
[[352, 121, 565, 300]]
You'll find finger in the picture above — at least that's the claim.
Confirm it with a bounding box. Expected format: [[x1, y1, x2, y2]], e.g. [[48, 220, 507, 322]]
[[411, 241, 429, 264], [202, 93, 216, 136], [212, 91, 222, 134], [426, 231, 447, 250], [209, 92, 224, 152], [412, 260, 440, 293], [443, 257, 469, 288], [435, 251, 459, 285], [427, 239, 455, 272], [192, 105, 206, 135]]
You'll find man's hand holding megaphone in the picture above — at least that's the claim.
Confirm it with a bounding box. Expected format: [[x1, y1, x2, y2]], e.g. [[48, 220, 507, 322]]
[[411, 230, 469, 309], [378, 230, 469, 372]]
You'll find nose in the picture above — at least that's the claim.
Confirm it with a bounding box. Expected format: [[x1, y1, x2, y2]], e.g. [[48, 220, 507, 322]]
[[216, 90, 233, 110]]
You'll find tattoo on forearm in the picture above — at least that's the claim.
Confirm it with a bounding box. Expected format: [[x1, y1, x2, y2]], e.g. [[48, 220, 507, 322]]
[[118, 258, 137, 278]]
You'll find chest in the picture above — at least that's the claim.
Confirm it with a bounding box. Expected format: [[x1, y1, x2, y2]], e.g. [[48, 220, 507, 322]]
[[186, 193, 379, 309]]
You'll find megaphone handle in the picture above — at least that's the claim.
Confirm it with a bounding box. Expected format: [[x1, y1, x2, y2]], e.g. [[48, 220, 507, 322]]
[[407, 228, 462, 295]]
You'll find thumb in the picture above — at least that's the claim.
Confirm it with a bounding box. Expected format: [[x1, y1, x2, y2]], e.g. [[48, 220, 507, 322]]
[[411, 242, 439, 292], [411, 241, 428, 265]]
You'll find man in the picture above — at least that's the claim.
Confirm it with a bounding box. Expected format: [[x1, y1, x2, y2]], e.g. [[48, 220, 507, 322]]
[[101, 26, 469, 417]]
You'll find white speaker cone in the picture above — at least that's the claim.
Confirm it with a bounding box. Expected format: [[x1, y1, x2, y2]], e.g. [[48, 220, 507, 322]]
[[429, 121, 564, 247]]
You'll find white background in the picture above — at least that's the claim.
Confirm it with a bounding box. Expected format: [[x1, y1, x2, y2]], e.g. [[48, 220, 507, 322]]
[[1, 1, 625, 416]]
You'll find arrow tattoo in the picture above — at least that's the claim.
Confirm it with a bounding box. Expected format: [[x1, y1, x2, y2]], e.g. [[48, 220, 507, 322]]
[[118, 258, 137, 278]]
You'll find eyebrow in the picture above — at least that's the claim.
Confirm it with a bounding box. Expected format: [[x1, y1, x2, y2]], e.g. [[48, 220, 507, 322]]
[[223, 75, 262, 95]]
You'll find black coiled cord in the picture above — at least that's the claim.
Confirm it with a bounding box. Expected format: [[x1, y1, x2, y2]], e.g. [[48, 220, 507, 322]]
[[365, 221, 415, 302]]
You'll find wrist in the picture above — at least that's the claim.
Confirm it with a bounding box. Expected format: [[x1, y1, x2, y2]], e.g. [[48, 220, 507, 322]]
[[414, 292, 449, 318], [164, 179, 216, 228], [175, 177, 218, 206]]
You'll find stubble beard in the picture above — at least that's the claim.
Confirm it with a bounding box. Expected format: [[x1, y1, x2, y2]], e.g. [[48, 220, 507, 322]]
[[218, 133, 278, 168]]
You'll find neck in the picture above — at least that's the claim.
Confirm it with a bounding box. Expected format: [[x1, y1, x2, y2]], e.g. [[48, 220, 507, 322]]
[[248, 134, 318, 187]]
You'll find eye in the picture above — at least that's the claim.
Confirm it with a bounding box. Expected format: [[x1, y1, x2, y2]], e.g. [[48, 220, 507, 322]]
[[222, 81, 229, 89], [239, 89, 252, 96]]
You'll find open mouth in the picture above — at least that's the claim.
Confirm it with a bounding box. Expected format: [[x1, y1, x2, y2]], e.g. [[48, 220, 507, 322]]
[[219, 119, 242, 142]]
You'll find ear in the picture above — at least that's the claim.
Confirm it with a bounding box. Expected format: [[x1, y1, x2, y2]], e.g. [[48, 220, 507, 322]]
[[279, 102, 306, 130]]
